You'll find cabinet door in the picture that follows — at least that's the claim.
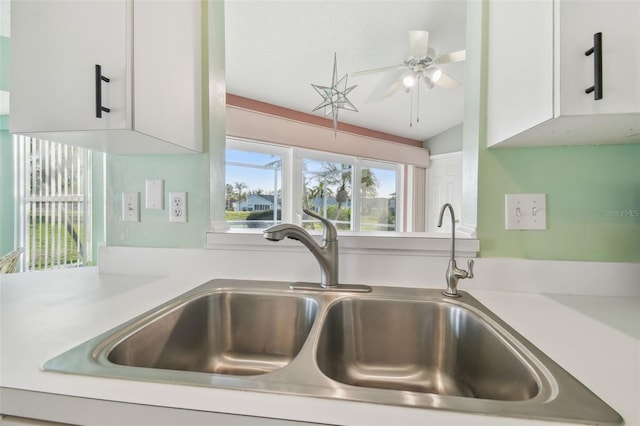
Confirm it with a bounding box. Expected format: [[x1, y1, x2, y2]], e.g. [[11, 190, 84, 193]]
[[558, 0, 640, 116], [133, 0, 202, 151], [10, 0, 128, 133], [486, 0, 554, 147]]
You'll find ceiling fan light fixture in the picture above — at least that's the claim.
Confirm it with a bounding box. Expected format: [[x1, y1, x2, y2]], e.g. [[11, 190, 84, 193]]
[[402, 72, 416, 88], [423, 77, 435, 90], [424, 67, 443, 83]]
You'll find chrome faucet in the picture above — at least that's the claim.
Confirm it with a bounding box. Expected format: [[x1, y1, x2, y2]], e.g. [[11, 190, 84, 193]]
[[437, 203, 474, 297], [264, 209, 339, 288], [264, 209, 371, 293]]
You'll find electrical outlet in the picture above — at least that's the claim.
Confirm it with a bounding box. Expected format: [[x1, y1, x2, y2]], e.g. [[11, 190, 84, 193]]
[[169, 192, 187, 223], [122, 192, 140, 222]]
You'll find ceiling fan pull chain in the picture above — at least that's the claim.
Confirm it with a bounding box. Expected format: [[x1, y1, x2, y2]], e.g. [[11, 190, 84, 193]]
[[416, 79, 421, 123], [409, 89, 413, 127]]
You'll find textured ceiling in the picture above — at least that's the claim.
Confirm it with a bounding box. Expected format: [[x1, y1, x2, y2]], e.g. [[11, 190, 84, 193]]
[[225, 0, 467, 141]]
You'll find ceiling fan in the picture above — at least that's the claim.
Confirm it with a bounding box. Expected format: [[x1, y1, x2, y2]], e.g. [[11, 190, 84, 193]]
[[351, 31, 466, 102]]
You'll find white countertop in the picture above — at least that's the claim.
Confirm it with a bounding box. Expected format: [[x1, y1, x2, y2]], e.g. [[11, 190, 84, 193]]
[[1, 267, 638, 425]]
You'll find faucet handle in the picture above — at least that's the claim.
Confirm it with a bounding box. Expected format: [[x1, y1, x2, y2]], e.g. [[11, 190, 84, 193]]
[[466, 259, 474, 279], [303, 209, 337, 241]]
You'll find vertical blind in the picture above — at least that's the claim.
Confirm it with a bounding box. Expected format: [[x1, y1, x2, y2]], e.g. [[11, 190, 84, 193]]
[[14, 136, 92, 271]]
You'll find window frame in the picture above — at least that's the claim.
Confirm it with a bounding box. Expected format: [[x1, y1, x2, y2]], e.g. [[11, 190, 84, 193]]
[[13, 135, 93, 271], [226, 138, 292, 223], [225, 138, 405, 233]]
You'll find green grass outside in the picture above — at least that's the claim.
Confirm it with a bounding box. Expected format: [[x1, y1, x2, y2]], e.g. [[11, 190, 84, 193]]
[[225, 211, 251, 221], [29, 222, 84, 270]]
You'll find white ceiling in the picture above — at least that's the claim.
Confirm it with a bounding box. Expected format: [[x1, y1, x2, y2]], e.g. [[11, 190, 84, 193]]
[[225, 0, 467, 142]]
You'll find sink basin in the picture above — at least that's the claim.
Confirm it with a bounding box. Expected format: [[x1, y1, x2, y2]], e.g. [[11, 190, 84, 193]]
[[108, 292, 318, 376], [43, 279, 623, 425], [316, 298, 538, 400]]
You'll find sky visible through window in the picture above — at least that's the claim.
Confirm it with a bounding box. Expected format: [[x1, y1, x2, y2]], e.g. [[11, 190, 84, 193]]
[[226, 149, 281, 192]]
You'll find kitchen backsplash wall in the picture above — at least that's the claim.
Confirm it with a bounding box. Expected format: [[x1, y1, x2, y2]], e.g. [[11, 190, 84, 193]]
[[105, 153, 210, 248], [1, 33, 11, 256], [103, 141, 640, 263], [0, 118, 14, 257], [478, 142, 640, 263], [0, 35, 8, 90]]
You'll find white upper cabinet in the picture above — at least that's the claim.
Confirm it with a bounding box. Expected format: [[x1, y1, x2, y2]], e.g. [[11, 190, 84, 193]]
[[9, 0, 202, 154], [486, 0, 640, 148]]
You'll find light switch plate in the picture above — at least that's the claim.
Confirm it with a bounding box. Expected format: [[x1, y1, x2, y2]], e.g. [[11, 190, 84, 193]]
[[505, 193, 547, 230], [145, 179, 164, 209], [122, 192, 140, 222]]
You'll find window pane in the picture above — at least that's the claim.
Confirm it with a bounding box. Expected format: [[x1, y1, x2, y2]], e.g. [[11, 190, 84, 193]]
[[15, 136, 92, 271], [360, 167, 397, 232], [225, 149, 282, 229], [302, 159, 352, 230]]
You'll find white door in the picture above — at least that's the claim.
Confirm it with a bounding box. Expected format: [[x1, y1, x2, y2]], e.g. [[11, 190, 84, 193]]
[[427, 152, 463, 233]]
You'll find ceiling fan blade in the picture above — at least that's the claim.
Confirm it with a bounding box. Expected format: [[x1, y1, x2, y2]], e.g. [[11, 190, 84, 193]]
[[365, 69, 405, 102], [434, 72, 462, 90], [382, 79, 403, 99], [436, 49, 466, 64], [409, 30, 429, 59], [351, 64, 403, 78]]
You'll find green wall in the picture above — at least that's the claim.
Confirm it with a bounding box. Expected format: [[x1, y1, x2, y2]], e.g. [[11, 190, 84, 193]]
[[0, 117, 14, 257], [90, 151, 105, 264], [470, 1, 640, 263], [105, 153, 210, 248], [477, 143, 640, 262], [0, 36, 9, 90], [1, 35, 13, 256]]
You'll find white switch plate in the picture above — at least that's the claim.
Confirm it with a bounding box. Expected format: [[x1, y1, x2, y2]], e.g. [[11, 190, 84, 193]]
[[505, 193, 547, 230], [145, 179, 164, 209], [122, 192, 140, 222], [169, 192, 187, 223]]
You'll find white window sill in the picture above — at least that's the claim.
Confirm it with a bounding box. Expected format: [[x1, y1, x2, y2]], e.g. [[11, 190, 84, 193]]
[[206, 229, 479, 257]]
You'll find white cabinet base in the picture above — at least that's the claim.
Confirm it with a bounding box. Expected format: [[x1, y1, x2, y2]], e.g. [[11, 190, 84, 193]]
[[490, 113, 640, 147]]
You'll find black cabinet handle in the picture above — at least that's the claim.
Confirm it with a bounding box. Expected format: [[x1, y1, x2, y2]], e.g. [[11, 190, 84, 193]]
[[584, 32, 603, 100], [95, 64, 111, 118]]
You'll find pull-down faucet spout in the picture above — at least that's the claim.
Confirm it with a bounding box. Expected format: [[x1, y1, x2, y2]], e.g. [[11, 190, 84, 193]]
[[264, 209, 371, 293], [264, 209, 339, 288]]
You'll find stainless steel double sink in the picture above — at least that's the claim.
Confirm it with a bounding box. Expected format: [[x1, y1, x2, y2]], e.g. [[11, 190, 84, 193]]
[[43, 279, 622, 424]]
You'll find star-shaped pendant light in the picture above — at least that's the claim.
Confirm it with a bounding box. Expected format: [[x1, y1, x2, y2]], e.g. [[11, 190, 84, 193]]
[[311, 53, 358, 137]]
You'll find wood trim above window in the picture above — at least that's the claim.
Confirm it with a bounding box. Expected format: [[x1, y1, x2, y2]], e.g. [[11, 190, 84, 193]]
[[226, 94, 430, 168]]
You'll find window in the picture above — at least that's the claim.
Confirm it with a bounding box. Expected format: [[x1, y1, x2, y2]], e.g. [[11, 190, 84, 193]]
[[302, 157, 353, 230], [14, 136, 93, 271], [359, 161, 398, 232], [225, 141, 285, 228], [226, 138, 404, 232]]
